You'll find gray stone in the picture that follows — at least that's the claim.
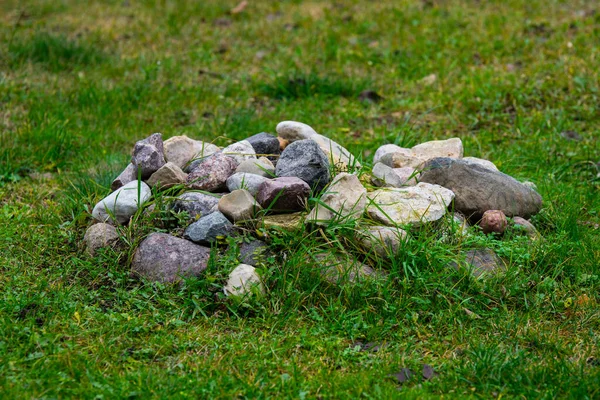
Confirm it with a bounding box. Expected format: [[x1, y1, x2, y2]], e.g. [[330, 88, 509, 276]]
[[146, 162, 187, 189], [222, 140, 256, 164], [275, 139, 330, 193], [235, 158, 274, 177], [218, 189, 262, 222], [306, 172, 367, 224], [371, 163, 417, 187], [239, 240, 271, 266], [224, 264, 264, 297], [245, 132, 281, 157], [183, 211, 233, 245], [256, 177, 310, 212], [131, 233, 211, 283], [111, 163, 138, 191], [131, 133, 166, 179], [84, 223, 119, 256], [172, 191, 220, 221], [450, 248, 506, 278], [163, 135, 219, 169], [419, 158, 543, 219], [366, 183, 455, 227], [186, 152, 238, 192], [92, 180, 152, 225], [357, 226, 407, 258], [463, 156, 499, 171], [226, 173, 268, 197], [276, 120, 360, 169]]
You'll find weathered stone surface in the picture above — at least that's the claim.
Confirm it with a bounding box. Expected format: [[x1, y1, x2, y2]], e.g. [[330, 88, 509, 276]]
[[131, 133, 166, 179], [463, 156, 499, 171], [450, 248, 506, 278], [373, 144, 406, 165], [312, 251, 382, 285], [92, 180, 151, 224], [419, 158, 543, 219], [111, 163, 138, 191], [163, 135, 219, 169], [147, 162, 187, 189], [84, 223, 119, 256], [306, 173, 367, 224], [224, 264, 264, 297], [357, 226, 407, 258], [186, 153, 238, 192], [379, 152, 425, 169], [480, 210, 507, 235], [222, 140, 256, 164], [256, 177, 310, 212], [184, 211, 233, 245], [513, 216, 540, 239], [275, 139, 330, 193], [367, 183, 455, 227], [245, 132, 281, 157], [261, 212, 304, 232], [239, 240, 271, 266], [371, 163, 417, 187], [235, 158, 274, 177], [226, 173, 268, 197], [172, 191, 219, 221], [131, 233, 210, 283], [218, 189, 262, 222], [378, 138, 463, 169], [276, 120, 360, 168]]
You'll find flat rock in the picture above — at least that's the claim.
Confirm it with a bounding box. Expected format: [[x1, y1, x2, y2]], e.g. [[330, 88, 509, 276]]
[[226, 173, 268, 197], [172, 191, 220, 221], [256, 177, 310, 212], [186, 152, 238, 192], [239, 240, 271, 266], [260, 212, 304, 232], [131, 133, 166, 179], [378, 138, 463, 169], [218, 189, 262, 222], [366, 182, 455, 227], [450, 248, 506, 278], [463, 156, 499, 171], [371, 163, 417, 187], [276, 120, 360, 169], [235, 158, 275, 177], [245, 132, 281, 158], [224, 264, 264, 297], [147, 162, 187, 189], [357, 226, 407, 258], [184, 211, 233, 245], [222, 140, 256, 164], [306, 172, 367, 224], [275, 139, 330, 193], [379, 152, 425, 169], [111, 163, 138, 191], [131, 232, 211, 283], [92, 180, 151, 224], [84, 223, 119, 256], [418, 158, 543, 219], [163, 135, 219, 169]]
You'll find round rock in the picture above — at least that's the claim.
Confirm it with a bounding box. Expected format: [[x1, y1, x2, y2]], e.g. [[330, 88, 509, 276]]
[[245, 132, 281, 157], [224, 264, 264, 297], [480, 210, 508, 235], [186, 152, 238, 192], [84, 223, 119, 256], [92, 180, 152, 225], [183, 211, 233, 245], [275, 139, 330, 193]]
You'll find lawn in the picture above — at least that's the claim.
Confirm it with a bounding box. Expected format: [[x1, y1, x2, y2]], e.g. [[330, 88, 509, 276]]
[[1, 0, 599, 398]]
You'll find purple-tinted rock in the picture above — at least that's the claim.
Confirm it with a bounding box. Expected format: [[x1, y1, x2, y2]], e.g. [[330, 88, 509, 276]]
[[131, 233, 211, 283], [131, 133, 166, 179], [256, 177, 310, 212], [111, 163, 139, 191], [172, 191, 220, 221], [480, 210, 507, 235], [186, 152, 238, 192], [275, 139, 330, 193]]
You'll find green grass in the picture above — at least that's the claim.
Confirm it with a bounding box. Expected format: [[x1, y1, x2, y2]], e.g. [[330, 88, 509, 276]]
[[1, 0, 599, 398]]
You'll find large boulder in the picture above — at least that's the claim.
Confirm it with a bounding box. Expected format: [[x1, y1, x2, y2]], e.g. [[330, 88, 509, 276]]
[[131, 133, 166, 179], [275, 139, 330, 193], [306, 172, 367, 224], [418, 158, 542, 219], [92, 180, 151, 224], [371, 163, 418, 188], [186, 152, 238, 192], [131, 233, 211, 283], [356, 225, 407, 258]]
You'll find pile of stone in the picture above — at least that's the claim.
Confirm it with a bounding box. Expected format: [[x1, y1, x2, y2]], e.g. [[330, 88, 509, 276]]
[[85, 120, 543, 295]]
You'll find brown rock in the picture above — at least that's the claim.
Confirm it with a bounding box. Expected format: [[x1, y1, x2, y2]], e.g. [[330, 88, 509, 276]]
[[147, 162, 188, 189], [186, 152, 238, 192], [480, 210, 508, 235]]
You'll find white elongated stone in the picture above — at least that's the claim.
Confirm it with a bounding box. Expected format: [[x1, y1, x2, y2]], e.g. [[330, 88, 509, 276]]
[[92, 180, 151, 224], [306, 172, 366, 224], [224, 264, 264, 297]]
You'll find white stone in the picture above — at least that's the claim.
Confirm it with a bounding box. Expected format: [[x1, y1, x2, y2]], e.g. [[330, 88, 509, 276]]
[[276, 120, 361, 169], [306, 172, 367, 224], [357, 226, 407, 258], [235, 158, 274, 177], [371, 163, 417, 187], [224, 264, 264, 297], [92, 180, 151, 225], [366, 182, 455, 226], [163, 135, 219, 170], [373, 144, 408, 165], [463, 156, 499, 171], [222, 140, 256, 164], [379, 138, 463, 168]]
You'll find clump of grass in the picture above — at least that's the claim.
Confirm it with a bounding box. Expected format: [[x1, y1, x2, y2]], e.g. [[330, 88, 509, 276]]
[[257, 72, 371, 100]]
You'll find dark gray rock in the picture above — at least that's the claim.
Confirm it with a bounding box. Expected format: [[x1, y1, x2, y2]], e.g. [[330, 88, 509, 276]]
[[256, 177, 310, 212], [419, 158, 543, 219], [239, 239, 272, 266], [131, 233, 211, 283], [245, 132, 281, 158], [172, 191, 220, 221], [111, 163, 138, 191], [186, 152, 238, 192], [183, 211, 233, 245], [275, 139, 330, 193], [450, 248, 506, 278], [131, 133, 166, 179]]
